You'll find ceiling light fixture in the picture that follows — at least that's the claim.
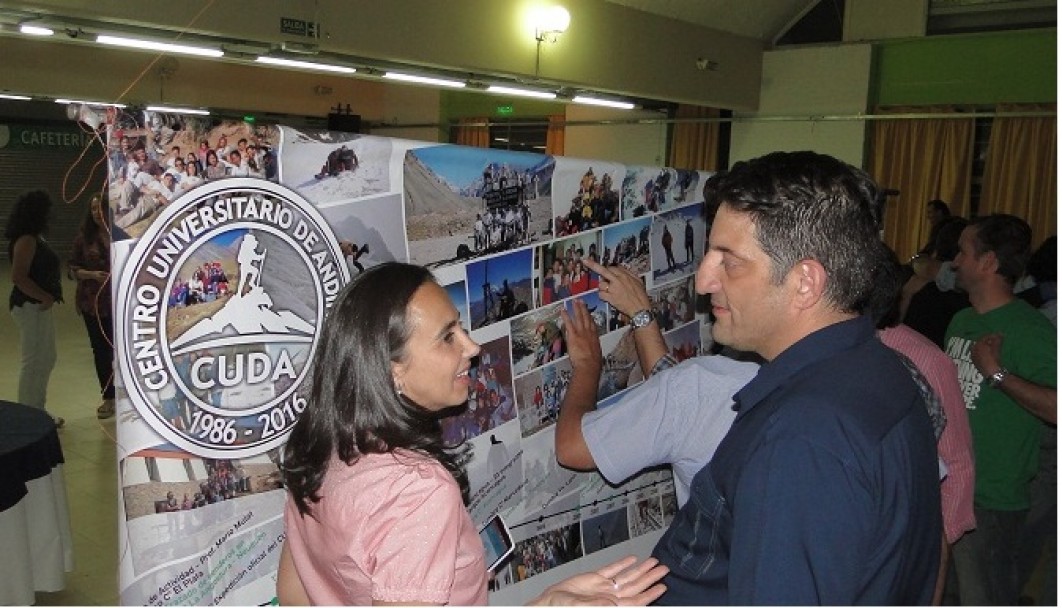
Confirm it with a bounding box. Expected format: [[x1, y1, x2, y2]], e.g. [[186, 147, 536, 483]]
[[572, 95, 635, 110], [255, 56, 355, 74], [19, 24, 54, 36], [146, 105, 210, 116], [533, 6, 571, 42], [383, 72, 466, 88], [0, 93, 32, 101], [96, 34, 223, 58], [486, 85, 557, 100], [55, 98, 127, 108]]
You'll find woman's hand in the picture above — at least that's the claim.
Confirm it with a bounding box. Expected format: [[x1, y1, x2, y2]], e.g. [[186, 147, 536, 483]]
[[530, 556, 669, 606]]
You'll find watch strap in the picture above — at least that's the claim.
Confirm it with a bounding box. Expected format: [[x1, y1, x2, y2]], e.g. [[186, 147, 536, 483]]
[[988, 367, 1009, 388]]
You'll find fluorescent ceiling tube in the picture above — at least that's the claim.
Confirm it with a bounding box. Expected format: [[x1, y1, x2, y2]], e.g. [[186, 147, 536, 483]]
[[147, 105, 210, 116], [572, 95, 635, 110], [0, 93, 32, 101], [383, 72, 466, 88], [20, 24, 54, 36], [486, 85, 557, 100], [55, 98, 127, 108], [255, 56, 355, 74], [96, 34, 223, 58]]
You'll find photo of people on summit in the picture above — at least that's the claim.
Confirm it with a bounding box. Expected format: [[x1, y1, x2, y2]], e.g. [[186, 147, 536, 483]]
[[276, 126, 393, 205], [466, 248, 534, 329], [620, 166, 707, 219], [650, 203, 705, 282], [551, 160, 623, 236], [108, 112, 280, 238], [601, 217, 652, 275], [403, 145, 555, 266]]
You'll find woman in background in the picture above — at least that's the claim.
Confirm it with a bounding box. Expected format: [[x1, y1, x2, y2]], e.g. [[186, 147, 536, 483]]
[[204, 149, 225, 180], [69, 193, 115, 419], [6, 189, 64, 427], [278, 262, 666, 605], [178, 157, 204, 194]]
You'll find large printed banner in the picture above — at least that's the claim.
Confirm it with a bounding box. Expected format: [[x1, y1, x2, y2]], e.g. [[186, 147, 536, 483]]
[[107, 111, 712, 605]]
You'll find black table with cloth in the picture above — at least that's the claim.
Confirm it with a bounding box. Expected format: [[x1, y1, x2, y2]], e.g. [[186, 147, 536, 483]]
[[0, 401, 74, 604]]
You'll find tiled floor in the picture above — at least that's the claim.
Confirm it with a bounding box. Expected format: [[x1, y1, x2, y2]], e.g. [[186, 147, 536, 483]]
[[1, 261, 120, 606]]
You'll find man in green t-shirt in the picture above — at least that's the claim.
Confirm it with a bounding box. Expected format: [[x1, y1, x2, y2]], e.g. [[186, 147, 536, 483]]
[[944, 214, 1057, 605]]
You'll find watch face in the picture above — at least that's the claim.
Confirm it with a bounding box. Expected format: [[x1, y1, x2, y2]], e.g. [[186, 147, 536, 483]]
[[632, 310, 652, 328]]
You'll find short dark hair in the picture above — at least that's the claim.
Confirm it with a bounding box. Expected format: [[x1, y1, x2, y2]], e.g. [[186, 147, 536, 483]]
[[282, 262, 468, 517], [931, 217, 969, 261], [711, 151, 882, 313], [864, 242, 904, 329], [927, 199, 951, 217], [969, 214, 1032, 286], [1026, 236, 1056, 284], [5, 189, 53, 242]]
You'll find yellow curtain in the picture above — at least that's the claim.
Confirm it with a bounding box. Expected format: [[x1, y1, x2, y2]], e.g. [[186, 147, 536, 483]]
[[669, 105, 721, 171], [546, 114, 565, 156], [979, 103, 1057, 247], [868, 106, 974, 260], [454, 117, 489, 148]]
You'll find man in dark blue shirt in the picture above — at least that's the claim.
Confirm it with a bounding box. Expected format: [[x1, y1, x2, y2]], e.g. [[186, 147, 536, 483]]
[[652, 151, 941, 604]]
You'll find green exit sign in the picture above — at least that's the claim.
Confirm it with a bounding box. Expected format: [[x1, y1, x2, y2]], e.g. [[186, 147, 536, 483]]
[[496, 105, 514, 116]]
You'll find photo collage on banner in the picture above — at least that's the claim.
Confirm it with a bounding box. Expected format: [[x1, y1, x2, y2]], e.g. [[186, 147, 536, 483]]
[[109, 108, 713, 605]]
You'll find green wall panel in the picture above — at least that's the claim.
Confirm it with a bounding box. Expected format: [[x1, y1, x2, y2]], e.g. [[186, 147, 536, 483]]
[[875, 29, 1056, 106]]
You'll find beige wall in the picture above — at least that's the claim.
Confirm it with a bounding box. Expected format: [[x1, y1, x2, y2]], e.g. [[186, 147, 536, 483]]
[[1, 0, 764, 110], [846, 0, 927, 41], [562, 105, 668, 166], [729, 44, 874, 167]]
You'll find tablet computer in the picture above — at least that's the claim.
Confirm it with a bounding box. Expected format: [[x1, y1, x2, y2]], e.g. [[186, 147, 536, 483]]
[[479, 513, 515, 572]]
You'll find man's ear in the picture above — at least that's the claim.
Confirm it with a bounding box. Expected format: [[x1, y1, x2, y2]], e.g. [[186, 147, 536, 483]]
[[981, 250, 1001, 276], [792, 260, 827, 310]]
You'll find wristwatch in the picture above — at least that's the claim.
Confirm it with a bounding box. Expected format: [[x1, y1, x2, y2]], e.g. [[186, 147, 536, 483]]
[[988, 367, 1010, 388], [630, 309, 653, 329]]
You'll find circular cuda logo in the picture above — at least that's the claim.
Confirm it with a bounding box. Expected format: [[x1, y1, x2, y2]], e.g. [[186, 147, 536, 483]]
[[116, 178, 350, 458]]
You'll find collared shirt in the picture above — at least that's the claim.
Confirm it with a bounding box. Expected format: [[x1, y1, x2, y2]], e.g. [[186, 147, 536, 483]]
[[653, 316, 941, 605], [583, 353, 758, 507], [881, 323, 976, 544]]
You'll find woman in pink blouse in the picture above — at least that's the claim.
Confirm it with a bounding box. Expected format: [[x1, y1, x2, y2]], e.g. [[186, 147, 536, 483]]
[[278, 263, 667, 606]]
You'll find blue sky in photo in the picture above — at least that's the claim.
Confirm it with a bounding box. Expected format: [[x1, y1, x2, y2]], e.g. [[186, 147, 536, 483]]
[[466, 248, 533, 296], [602, 217, 651, 247], [410, 145, 548, 188]]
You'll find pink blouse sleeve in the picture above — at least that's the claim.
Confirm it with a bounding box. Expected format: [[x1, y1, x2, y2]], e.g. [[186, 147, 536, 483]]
[[368, 465, 468, 604]]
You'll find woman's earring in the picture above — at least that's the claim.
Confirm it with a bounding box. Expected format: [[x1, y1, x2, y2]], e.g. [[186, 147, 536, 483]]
[[394, 381, 403, 396]]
